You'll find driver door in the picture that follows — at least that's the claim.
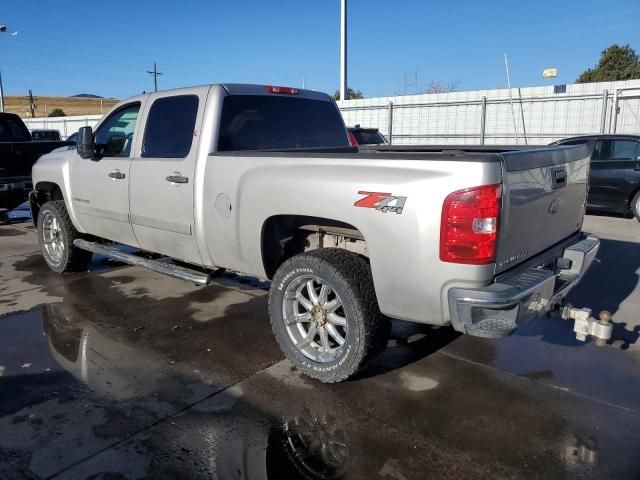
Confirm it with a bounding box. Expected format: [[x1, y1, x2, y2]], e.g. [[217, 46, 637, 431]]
[[69, 102, 143, 247]]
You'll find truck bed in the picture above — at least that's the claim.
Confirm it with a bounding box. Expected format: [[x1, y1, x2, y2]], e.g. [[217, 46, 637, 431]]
[[216, 142, 592, 276]]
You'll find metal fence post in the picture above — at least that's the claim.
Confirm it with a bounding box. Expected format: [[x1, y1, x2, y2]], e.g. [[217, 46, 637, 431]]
[[600, 89, 608, 133], [387, 101, 393, 144], [480, 96, 487, 145], [612, 89, 619, 134]]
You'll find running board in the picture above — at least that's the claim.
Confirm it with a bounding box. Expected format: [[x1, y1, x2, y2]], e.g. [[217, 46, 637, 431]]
[[73, 239, 213, 286]]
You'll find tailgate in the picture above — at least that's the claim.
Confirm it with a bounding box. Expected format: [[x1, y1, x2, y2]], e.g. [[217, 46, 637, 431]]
[[495, 144, 591, 274]]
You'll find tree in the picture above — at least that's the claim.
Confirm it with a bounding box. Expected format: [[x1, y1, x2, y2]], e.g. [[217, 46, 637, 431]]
[[332, 87, 364, 100], [577, 44, 640, 83], [48, 108, 66, 117], [425, 81, 460, 94]]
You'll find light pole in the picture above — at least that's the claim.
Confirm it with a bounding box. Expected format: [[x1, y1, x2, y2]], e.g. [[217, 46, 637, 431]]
[[339, 0, 347, 101], [0, 24, 18, 113]]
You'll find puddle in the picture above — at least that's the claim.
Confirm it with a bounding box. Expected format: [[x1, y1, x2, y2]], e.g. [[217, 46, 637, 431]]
[[1, 303, 640, 479]]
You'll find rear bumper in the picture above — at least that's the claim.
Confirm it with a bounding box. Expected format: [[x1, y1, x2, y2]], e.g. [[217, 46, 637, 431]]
[[448, 234, 599, 337]]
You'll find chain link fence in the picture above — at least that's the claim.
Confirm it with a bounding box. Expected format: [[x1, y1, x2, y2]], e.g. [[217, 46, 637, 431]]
[[20, 80, 640, 145], [337, 79, 640, 145]]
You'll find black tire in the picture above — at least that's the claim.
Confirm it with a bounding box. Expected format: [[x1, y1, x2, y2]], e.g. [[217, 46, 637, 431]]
[[37, 200, 92, 273], [631, 191, 640, 221], [268, 249, 389, 383]]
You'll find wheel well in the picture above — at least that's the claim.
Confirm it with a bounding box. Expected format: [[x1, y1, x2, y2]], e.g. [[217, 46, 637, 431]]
[[261, 215, 367, 279], [31, 182, 64, 226]]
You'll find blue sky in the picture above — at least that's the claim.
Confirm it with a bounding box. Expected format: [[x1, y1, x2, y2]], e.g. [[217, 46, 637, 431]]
[[1, 0, 639, 99]]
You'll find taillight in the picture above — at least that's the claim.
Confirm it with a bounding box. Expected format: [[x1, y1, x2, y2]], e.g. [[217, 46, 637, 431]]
[[440, 184, 501, 264], [265, 85, 299, 95], [347, 130, 358, 147]]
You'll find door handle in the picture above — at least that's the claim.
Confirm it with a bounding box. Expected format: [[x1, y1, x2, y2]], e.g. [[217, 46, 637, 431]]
[[108, 170, 126, 180], [165, 173, 189, 184], [550, 166, 567, 189], [633, 164, 640, 171]]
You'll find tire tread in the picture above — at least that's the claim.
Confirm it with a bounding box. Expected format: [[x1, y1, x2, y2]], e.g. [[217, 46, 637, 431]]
[[38, 200, 92, 272], [268, 248, 389, 383]]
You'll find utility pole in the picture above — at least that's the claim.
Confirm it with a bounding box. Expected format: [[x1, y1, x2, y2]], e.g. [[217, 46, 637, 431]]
[[339, 0, 347, 101], [0, 23, 19, 113], [147, 62, 163, 92], [28, 89, 37, 118], [0, 70, 5, 113]]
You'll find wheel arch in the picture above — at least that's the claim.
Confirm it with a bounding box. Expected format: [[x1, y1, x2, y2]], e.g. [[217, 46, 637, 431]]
[[30, 181, 65, 226], [260, 215, 367, 279]]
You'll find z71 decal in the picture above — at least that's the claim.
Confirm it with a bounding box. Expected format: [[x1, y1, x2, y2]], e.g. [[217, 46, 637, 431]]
[[354, 191, 407, 214]]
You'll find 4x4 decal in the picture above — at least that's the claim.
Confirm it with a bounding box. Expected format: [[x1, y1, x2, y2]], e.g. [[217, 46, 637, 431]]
[[354, 191, 407, 214]]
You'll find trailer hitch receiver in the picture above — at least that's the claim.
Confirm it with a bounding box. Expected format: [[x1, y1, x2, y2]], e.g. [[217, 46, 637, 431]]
[[561, 305, 613, 346]]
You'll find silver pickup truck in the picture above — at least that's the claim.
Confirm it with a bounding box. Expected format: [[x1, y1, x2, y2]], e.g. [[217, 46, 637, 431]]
[[30, 83, 599, 382]]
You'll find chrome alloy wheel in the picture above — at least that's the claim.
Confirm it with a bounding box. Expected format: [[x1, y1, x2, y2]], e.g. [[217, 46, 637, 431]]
[[282, 275, 348, 363], [42, 211, 65, 265]]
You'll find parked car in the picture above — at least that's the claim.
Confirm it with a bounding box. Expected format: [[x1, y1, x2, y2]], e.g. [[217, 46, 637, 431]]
[[0, 113, 73, 210], [30, 84, 598, 382], [550, 134, 640, 220], [347, 125, 388, 145], [31, 129, 62, 141], [67, 131, 78, 143]]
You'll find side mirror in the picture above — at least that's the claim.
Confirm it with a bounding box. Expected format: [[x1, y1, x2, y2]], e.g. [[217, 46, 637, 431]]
[[104, 133, 126, 157], [77, 126, 94, 159]]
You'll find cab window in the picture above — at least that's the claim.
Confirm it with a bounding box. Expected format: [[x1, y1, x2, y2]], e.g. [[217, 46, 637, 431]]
[[142, 95, 199, 158], [94, 103, 140, 157]]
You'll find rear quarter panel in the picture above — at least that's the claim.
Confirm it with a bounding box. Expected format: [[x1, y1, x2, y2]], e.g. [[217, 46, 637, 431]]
[[200, 154, 501, 325]]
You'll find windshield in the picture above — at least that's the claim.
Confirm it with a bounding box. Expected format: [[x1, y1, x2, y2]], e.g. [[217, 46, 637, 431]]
[[218, 95, 348, 151]]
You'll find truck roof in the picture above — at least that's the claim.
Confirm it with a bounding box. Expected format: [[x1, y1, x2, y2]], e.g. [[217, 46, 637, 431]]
[[122, 83, 333, 105]]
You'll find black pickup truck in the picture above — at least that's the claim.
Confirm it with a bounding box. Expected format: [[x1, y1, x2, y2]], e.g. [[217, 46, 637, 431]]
[[0, 112, 73, 210]]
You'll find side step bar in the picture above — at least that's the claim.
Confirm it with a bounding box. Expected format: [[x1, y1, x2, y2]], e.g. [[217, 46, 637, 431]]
[[73, 239, 213, 286]]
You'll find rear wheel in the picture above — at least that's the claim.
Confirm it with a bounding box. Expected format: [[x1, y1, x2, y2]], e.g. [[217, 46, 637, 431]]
[[268, 249, 389, 383], [631, 191, 640, 221], [37, 200, 92, 273]]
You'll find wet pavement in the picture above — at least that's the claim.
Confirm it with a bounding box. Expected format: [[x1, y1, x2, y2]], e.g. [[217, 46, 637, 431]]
[[1, 209, 639, 479]]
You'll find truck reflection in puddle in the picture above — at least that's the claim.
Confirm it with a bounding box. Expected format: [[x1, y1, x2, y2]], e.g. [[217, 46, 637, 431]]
[[41, 302, 352, 480]]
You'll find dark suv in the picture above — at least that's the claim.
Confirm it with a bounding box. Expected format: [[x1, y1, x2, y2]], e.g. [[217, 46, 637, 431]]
[[551, 135, 640, 220]]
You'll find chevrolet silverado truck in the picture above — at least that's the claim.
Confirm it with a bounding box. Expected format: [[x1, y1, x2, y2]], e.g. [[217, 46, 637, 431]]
[[0, 112, 72, 210], [30, 84, 600, 382]]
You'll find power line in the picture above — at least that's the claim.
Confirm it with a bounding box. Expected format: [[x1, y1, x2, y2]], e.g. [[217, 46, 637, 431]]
[[146, 62, 163, 92]]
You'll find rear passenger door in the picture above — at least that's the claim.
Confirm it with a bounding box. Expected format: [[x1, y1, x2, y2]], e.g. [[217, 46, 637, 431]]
[[588, 139, 640, 213], [128, 89, 207, 264]]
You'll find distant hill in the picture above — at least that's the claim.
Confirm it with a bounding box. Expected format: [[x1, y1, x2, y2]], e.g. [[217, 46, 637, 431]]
[[4, 95, 119, 118], [72, 93, 103, 98]]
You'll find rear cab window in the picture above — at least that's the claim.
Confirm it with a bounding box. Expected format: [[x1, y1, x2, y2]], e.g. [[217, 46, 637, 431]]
[[217, 95, 348, 151], [142, 95, 199, 158], [0, 114, 31, 142]]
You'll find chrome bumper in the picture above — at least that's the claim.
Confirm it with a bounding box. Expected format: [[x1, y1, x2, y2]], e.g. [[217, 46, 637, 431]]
[[448, 235, 600, 338]]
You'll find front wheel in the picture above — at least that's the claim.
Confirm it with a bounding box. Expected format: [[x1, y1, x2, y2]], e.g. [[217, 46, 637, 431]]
[[37, 200, 92, 273], [268, 249, 389, 383]]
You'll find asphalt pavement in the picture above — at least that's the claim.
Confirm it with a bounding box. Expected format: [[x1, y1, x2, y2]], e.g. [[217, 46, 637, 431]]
[[0, 209, 639, 479]]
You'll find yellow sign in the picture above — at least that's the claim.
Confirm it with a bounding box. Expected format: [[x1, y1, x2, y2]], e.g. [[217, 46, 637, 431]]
[[543, 68, 558, 78]]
